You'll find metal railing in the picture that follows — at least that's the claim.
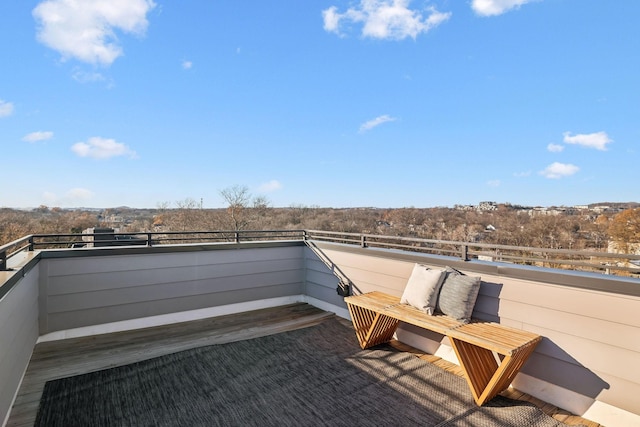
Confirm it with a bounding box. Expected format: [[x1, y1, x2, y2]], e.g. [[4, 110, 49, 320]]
[[27, 229, 306, 249], [2, 229, 640, 277], [304, 230, 640, 276], [0, 230, 305, 271], [0, 235, 32, 271]]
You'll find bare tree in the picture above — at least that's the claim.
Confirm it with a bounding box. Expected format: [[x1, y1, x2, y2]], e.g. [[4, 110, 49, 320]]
[[174, 198, 200, 231], [219, 185, 271, 231], [250, 195, 271, 229]]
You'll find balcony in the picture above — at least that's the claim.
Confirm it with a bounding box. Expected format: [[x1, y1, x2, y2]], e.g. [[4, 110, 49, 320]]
[[1, 231, 639, 426]]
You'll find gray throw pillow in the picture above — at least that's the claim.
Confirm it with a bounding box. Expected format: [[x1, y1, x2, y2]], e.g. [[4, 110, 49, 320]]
[[436, 268, 481, 323]]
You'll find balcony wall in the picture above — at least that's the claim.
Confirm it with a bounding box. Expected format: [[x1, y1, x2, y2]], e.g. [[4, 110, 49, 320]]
[[0, 261, 39, 427], [312, 241, 640, 425], [37, 242, 313, 334], [2, 239, 640, 427]]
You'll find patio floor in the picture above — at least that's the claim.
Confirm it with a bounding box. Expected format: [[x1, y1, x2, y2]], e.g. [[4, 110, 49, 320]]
[[7, 303, 599, 426]]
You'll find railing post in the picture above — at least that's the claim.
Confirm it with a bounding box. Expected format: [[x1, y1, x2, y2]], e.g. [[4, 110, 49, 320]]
[[361, 235, 367, 248], [461, 244, 469, 261], [0, 249, 6, 271], [147, 233, 153, 247], [29, 236, 35, 251], [235, 231, 240, 243]]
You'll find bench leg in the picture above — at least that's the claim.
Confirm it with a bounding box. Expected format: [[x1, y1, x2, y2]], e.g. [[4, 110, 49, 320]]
[[346, 304, 399, 349], [450, 338, 540, 405]]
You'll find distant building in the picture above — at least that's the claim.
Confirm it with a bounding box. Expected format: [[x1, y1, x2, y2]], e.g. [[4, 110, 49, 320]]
[[607, 241, 640, 272], [592, 206, 611, 214], [80, 227, 146, 247], [477, 201, 497, 211], [527, 207, 563, 217], [454, 204, 475, 211]]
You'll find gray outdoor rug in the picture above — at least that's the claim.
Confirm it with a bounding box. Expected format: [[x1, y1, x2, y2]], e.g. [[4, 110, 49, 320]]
[[35, 317, 571, 427]]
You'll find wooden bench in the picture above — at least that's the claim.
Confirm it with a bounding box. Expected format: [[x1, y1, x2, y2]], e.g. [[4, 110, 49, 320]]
[[344, 291, 542, 406]]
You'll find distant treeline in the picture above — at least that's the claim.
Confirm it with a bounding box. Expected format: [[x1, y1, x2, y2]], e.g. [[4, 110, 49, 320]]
[[4, 203, 639, 252]]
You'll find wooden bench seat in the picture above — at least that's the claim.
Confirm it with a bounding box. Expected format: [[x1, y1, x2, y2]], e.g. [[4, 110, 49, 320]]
[[344, 291, 542, 406]]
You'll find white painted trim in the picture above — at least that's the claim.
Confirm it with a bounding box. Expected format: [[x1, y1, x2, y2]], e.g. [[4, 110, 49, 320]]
[[433, 345, 460, 365], [395, 327, 460, 365], [513, 373, 640, 427], [2, 365, 27, 427], [512, 373, 594, 415], [37, 295, 352, 343], [302, 295, 351, 319], [582, 399, 640, 427], [37, 295, 305, 343]]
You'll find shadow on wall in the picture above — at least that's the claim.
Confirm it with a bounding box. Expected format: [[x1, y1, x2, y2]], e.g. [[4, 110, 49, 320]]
[[489, 279, 609, 409], [306, 241, 354, 297], [519, 338, 610, 413], [478, 278, 610, 409]]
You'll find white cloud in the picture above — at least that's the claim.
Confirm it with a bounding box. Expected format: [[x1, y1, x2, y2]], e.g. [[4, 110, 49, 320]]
[[23, 131, 54, 143], [513, 171, 531, 177], [43, 191, 57, 203], [487, 180, 501, 187], [359, 114, 397, 132], [33, 0, 156, 65], [72, 69, 107, 83], [182, 60, 193, 70], [540, 162, 579, 179], [67, 187, 94, 201], [323, 0, 451, 40], [43, 188, 93, 205], [547, 143, 564, 153], [322, 7, 342, 33], [563, 131, 612, 151], [258, 180, 283, 193], [471, 0, 536, 17], [0, 99, 14, 117], [322, 6, 342, 33], [71, 136, 137, 159]]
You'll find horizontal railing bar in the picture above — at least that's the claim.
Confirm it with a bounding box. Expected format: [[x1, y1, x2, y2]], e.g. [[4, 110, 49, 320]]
[[0, 235, 34, 270], [304, 230, 640, 276], [362, 240, 460, 255], [312, 232, 640, 259], [1, 229, 638, 277], [304, 230, 640, 260]]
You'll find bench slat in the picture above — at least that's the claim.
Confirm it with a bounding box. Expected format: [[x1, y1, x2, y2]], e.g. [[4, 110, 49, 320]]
[[347, 291, 401, 309], [380, 303, 461, 335], [451, 323, 542, 355]]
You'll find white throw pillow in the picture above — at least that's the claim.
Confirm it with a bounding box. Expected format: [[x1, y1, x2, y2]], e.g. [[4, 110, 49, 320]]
[[400, 264, 446, 315]]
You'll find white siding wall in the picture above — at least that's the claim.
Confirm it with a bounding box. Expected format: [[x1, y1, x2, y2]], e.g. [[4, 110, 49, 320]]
[[303, 246, 344, 308], [0, 267, 39, 426], [39, 245, 306, 333]]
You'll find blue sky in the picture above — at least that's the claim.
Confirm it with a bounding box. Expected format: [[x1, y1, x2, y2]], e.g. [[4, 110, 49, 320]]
[[1, 0, 638, 209]]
